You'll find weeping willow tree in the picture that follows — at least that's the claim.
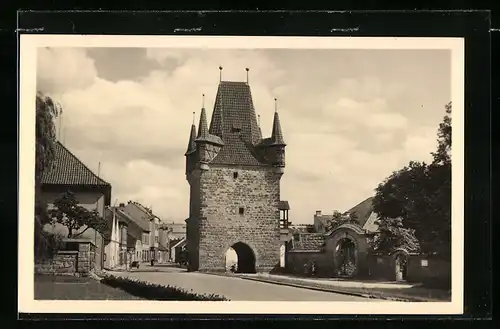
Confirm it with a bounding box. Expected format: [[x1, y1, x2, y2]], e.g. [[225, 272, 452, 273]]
[[34, 92, 62, 260]]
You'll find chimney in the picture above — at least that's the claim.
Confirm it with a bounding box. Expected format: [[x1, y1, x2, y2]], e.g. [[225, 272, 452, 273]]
[[315, 210, 322, 216], [119, 203, 125, 208]]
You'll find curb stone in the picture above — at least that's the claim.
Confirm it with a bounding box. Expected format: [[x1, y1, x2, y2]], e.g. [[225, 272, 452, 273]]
[[240, 277, 442, 302], [203, 271, 429, 302]]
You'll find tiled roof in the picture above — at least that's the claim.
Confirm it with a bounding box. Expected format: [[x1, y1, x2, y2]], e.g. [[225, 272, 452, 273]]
[[185, 124, 197, 155], [41, 141, 110, 186], [270, 111, 286, 146], [278, 200, 290, 210], [195, 107, 224, 145], [346, 197, 374, 227], [208, 81, 266, 166], [315, 214, 334, 228], [291, 233, 325, 251]]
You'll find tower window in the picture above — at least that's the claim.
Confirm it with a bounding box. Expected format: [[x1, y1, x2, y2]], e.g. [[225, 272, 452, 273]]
[[233, 172, 238, 179], [239, 207, 245, 215]]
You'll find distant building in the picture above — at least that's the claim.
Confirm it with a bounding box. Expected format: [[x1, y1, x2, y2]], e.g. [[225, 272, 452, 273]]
[[122, 201, 162, 263], [40, 141, 111, 270], [104, 203, 151, 268], [165, 221, 187, 241]]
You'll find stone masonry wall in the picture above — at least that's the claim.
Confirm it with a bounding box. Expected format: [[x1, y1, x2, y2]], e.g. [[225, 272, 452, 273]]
[[35, 251, 78, 276], [192, 165, 282, 272], [35, 240, 96, 277]]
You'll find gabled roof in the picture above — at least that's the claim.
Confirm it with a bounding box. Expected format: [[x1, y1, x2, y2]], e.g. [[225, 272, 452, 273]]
[[208, 81, 266, 166], [346, 197, 374, 227], [41, 141, 110, 187], [362, 211, 379, 233], [290, 233, 325, 252], [105, 206, 151, 233], [123, 201, 157, 224]]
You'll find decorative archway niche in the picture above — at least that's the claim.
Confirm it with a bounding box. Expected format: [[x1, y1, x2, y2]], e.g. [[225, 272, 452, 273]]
[[334, 234, 358, 277], [225, 242, 257, 274], [393, 249, 409, 282]]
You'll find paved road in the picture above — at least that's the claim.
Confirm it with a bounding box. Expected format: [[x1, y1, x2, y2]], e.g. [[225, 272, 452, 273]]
[[107, 266, 374, 301]]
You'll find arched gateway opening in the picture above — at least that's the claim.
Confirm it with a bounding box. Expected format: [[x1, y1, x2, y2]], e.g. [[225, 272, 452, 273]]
[[225, 242, 256, 274], [335, 237, 357, 277]]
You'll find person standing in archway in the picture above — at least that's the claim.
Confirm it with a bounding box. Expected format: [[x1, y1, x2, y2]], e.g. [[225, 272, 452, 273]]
[[311, 261, 317, 277]]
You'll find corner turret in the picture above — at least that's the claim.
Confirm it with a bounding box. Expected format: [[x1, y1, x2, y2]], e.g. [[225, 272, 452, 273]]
[[184, 116, 197, 175], [256, 98, 286, 171]]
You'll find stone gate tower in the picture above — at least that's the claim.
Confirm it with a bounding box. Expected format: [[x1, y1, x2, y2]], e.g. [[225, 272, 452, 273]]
[[185, 75, 287, 273]]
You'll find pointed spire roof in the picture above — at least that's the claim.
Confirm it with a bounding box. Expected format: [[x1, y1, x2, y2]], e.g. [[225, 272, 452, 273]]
[[197, 107, 209, 139], [185, 123, 197, 155], [195, 107, 224, 145], [270, 108, 286, 146]]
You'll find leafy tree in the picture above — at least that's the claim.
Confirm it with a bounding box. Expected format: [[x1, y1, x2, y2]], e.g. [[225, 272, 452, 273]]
[[48, 191, 109, 238], [370, 217, 420, 253], [372, 103, 452, 259], [34, 92, 61, 258], [325, 210, 359, 232]]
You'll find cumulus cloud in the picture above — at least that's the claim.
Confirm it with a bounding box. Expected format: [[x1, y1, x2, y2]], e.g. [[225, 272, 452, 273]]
[[36, 47, 450, 224], [37, 47, 98, 93]]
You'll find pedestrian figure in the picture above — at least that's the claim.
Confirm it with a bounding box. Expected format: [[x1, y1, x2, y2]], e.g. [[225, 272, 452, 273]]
[[303, 262, 309, 277], [311, 261, 317, 277]]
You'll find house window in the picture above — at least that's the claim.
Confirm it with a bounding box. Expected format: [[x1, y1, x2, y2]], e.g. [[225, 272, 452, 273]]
[[421, 259, 428, 267], [239, 207, 244, 215], [155, 236, 159, 243], [377, 257, 383, 264], [233, 172, 238, 179]]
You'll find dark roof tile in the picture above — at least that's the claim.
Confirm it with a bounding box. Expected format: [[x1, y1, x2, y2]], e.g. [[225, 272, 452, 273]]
[[208, 81, 266, 166], [41, 142, 110, 186]]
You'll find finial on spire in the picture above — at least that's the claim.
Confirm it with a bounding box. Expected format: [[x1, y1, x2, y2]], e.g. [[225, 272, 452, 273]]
[[192, 111, 195, 125], [246, 68, 249, 84], [202, 93, 205, 108], [274, 98, 278, 113], [258, 114, 261, 126], [219, 66, 223, 81]]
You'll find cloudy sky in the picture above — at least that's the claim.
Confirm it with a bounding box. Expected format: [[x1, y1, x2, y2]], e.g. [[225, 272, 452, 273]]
[[36, 47, 451, 224]]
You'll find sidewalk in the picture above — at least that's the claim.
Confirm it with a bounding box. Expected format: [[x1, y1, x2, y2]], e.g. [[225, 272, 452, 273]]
[[236, 273, 451, 302]]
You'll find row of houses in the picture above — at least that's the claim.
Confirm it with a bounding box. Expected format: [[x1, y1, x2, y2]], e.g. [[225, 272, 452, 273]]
[[39, 141, 187, 271]]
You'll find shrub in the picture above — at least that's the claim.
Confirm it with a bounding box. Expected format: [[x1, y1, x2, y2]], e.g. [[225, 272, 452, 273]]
[[100, 274, 229, 301], [35, 230, 66, 261]]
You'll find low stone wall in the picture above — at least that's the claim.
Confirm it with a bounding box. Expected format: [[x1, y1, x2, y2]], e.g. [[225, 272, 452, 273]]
[[35, 238, 97, 277], [367, 253, 451, 287], [286, 251, 333, 277], [35, 251, 78, 276]]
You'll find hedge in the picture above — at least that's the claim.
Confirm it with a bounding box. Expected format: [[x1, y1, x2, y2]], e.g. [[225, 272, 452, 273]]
[[100, 274, 229, 301]]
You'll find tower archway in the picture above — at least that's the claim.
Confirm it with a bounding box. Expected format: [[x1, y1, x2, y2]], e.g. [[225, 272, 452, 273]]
[[226, 242, 257, 274]]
